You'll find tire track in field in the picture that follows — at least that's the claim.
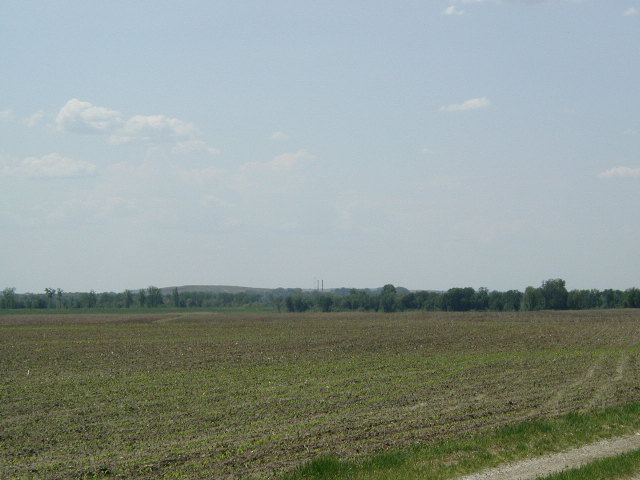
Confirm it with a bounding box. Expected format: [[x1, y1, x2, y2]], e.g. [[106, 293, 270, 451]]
[[151, 314, 188, 324], [584, 350, 630, 410], [538, 355, 600, 415], [456, 432, 640, 480]]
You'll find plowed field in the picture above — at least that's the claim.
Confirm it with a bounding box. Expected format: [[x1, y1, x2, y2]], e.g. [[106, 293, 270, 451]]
[[2, 310, 640, 479]]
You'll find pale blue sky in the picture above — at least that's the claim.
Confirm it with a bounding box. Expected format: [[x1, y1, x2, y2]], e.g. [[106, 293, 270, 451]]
[[1, 0, 639, 293]]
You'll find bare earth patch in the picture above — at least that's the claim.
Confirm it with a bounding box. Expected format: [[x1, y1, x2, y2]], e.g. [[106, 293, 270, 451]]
[[458, 432, 640, 480]]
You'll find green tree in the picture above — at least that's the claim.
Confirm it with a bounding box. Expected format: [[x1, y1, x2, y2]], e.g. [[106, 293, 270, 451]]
[[399, 292, 417, 311], [474, 287, 490, 311], [521, 286, 544, 311], [623, 288, 640, 308], [1, 287, 16, 309], [442, 287, 475, 311], [379, 284, 398, 313], [172, 288, 182, 308], [541, 279, 568, 310], [87, 290, 97, 308], [146, 286, 163, 308], [44, 288, 55, 309], [123, 289, 134, 308], [317, 294, 334, 312], [137, 289, 146, 307], [56, 288, 64, 309]]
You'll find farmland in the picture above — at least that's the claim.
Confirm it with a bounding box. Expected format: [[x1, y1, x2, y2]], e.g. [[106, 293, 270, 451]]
[[2, 310, 640, 479]]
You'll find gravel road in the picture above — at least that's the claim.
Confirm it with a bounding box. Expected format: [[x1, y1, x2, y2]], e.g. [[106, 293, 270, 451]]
[[457, 432, 640, 480]]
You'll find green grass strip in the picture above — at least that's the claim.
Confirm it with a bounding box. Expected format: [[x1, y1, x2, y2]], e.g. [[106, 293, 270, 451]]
[[535, 448, 640, 480], [281, 403, 640, 480]]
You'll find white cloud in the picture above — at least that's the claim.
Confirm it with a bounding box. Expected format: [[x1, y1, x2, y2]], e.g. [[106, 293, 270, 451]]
[[455, 0, 582, 3], [178, 166, 221, 183], [440, 96, 491, 112], [236, 150, 314, 192], [55, 98, 202, 146], [1, 153, 96, 178], [111, 114, 199, 144], [624, 129, 640, 135], [56, 98, 123, 134], [443, 6, 465, 15], [598, 166, 640, 178], [240, 150, 313, 174], [172, 140, 220, 155], [0, 109, 14, 121], [265, 150, 313, 170], [23, 111, 46, 127], [624, 7, 639, 16], [200, 194, 235, 208], [271, 131, 289, 141]]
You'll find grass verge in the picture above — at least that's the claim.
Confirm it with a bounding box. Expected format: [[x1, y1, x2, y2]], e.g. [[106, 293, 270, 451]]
[[282, 403, 640, 480], [536, 448, 640, 479]]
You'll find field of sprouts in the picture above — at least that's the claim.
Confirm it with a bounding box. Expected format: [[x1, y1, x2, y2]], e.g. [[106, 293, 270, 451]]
[[2, 310, 640, 479]]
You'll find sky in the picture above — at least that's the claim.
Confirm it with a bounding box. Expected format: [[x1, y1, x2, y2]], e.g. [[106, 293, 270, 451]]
[[1, 0, 639, 293]]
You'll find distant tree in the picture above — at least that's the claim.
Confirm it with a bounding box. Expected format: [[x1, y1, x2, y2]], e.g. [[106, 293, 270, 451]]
[[623, 288, 640, 308], [567, 289, 600, 310], [474, 287, 490, 311], [541, 279, 568, 310], [25, 293, 46, 309], [521, 286, 544, 311], [123, 289, 134, 308], [98, 292, 117, 308], [137, 289, 146, 308], [399, 292, 417, 311], [269, 294, 283, 312], [1, 287, 16, 309], [317, 294, 334, 312], [284, 293, 310, 312], [45, 288, 55, 309], [172, 288, 182, 308], [56, 288, 64, 309], [87, 290, 97, 308], [415, 291, 443, 311], [503, 290, 522, 311], [442, 287, 475, 311], [379, 284, 398, 313], [146, 286, 163, 308], [600, 289, 623, 309], [78, 290, 97, 308]]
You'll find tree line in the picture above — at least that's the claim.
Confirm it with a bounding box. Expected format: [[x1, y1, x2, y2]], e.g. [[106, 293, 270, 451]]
[[2, 279, 640, 312]]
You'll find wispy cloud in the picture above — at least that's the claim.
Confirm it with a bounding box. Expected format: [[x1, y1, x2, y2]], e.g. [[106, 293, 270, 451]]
[[440, 96, 491, 112], [0, 109, 14, 121], [443, 6, 465, 15], [271, 131, 289, 141], [624, 7, 639, 16], [454, 0, 582, 4], [1, 153, 96, 178], [598, 166, 640, 178], [242, 150, 314, 174], [111, 114, 199, 144], [23, 111, 46, 128], [171, 140, 220, 155]]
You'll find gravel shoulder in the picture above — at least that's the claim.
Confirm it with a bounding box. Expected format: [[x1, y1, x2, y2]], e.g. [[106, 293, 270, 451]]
[[457, 432, 640, 480]]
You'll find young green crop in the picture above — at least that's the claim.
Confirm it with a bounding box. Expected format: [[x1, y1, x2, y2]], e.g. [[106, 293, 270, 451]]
[[2, 310, 640, 479]]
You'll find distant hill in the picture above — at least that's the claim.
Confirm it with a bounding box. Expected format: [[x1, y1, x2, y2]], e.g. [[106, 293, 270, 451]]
[[159, 285, 274, 295], [158, 285, 415, 296]]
